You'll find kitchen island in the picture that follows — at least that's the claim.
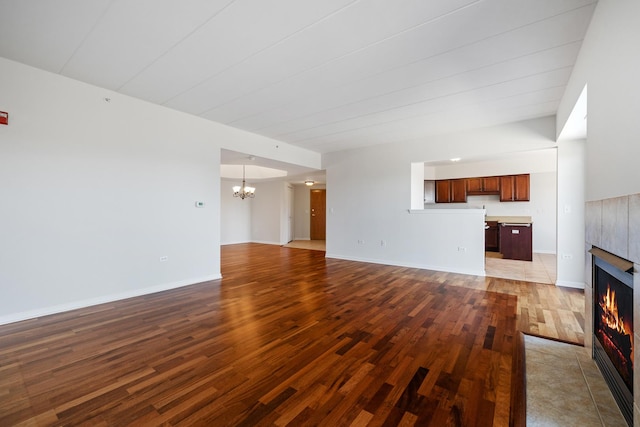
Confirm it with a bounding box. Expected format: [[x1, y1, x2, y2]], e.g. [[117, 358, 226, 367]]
[[485, 216, 533, 261]]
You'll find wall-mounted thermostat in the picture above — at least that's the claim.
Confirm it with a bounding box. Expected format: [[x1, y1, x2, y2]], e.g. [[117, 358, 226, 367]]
[[195, 201, 205, 208]]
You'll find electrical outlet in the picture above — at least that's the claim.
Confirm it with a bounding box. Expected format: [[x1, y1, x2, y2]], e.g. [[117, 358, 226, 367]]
[[357, 239, 364, 244], [562, 254, 573, 260], [159, 256, 168, 262], [380, 240, 386, 247], [458, 247, 467, 252]]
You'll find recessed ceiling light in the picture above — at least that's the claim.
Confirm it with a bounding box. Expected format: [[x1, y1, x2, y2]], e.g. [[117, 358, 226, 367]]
[[450, 157, 461, 162]]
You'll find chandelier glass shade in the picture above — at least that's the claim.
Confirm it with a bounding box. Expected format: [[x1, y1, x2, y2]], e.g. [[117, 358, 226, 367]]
[[232, 165, 255, 199]]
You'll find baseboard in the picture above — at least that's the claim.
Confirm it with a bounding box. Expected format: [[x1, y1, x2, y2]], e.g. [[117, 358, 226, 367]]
[[555, 280, 585, 289], [534, 249, 557, 254], [221, 240, 251, 245], [325, 253, 485, 277], [0, 274, 222, 326], [293, 237, 311, 241]]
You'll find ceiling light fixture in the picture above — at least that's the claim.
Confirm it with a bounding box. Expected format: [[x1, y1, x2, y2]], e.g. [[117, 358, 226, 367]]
[[450, 157, 461, 162], [232, 165, 255, 199], [305, 180, 314, 186]]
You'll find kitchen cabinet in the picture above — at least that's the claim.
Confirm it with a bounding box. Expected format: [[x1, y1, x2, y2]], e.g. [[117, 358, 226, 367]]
[[499, 223, 532, 261], [435, 180, 451, 203], [451, 179, 466, 202], [483, 176, 500, 193], [485, 221, 499, 252], [436, 174, 528, 203], [499, 174, 530, 202], [466, 177, 483, 193], [467, 176, 500, 195], [435, 179, 467, 203]]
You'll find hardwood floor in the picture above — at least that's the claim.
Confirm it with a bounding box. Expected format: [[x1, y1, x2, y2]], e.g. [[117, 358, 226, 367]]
[[0, 243, 584, 426]]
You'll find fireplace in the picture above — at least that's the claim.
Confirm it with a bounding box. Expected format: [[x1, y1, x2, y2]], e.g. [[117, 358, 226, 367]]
[[593, 252, 634, 426]]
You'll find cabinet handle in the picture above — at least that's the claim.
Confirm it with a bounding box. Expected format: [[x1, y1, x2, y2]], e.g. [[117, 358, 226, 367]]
[[501, 223, 531, 227]]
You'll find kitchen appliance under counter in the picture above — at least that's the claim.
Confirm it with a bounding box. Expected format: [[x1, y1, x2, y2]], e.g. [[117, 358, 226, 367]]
[[499, 222, 532, 261]]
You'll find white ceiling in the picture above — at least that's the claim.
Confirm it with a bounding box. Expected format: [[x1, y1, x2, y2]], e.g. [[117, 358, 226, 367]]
[[221, 149, 325, 184], [0, 0, 595, 158]]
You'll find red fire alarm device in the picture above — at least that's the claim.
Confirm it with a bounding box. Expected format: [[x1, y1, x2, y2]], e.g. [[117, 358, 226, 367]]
[[0, 111, 7, 125]]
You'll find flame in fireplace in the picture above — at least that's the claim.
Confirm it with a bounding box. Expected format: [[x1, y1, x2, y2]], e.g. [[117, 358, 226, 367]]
[[600, 284, 629, 335]]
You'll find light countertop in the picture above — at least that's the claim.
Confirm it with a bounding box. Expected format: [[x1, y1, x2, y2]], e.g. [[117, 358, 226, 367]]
[[485, 215, 532, 224]]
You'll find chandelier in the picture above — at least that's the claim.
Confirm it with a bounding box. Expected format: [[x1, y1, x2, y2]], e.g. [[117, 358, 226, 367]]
[[232, 165, 255, 199]]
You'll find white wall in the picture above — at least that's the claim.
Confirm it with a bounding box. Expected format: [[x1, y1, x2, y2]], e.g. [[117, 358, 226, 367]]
[[324, 117, 557, 274], [222, 179, 308, 245], [250, 181, 287, 245], [556, 139, 585, 288], [0, 58, 320, 324], [294, 185, 311, 240], [220, 178, 252, 244], [557, 0, 640, 201]]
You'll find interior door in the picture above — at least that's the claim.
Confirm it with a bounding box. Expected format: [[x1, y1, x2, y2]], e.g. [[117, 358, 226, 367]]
[[310, 189, 326, 240]]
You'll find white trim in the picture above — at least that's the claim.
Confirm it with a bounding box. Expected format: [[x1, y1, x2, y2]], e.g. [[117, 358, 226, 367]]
[[326, 253, 486, 277], [555, 280, 585, 289], [535, 249, 557, 254], [0, 275, 221, 326], [221, 240, 252, 245], [293, 237, 311, 241]]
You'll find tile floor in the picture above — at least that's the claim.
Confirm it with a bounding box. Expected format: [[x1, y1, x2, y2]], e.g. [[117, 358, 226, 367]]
[[525, 335, 627, 427], [486, 252, 557, 284], [282, 240, 326, 251]]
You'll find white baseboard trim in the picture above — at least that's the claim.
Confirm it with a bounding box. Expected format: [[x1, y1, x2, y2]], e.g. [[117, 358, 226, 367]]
[[0, 274, 222, 326], [221, 240, 251, 245], [293, 237, 311, 241], [534, 250, 557, 255], [325, 253, 485, 277], [555, 280, 585, 289]]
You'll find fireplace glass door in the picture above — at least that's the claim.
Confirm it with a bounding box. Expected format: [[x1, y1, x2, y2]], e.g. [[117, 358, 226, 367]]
[[593, 255, 634, 426]]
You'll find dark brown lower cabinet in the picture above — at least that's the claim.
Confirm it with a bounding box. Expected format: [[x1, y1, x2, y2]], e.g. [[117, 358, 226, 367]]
[[485, 221, 499, 252], [499, 223, 532, 261]]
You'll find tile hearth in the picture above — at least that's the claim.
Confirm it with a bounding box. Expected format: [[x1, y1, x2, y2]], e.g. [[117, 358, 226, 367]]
[[526, 335, 626, 426]]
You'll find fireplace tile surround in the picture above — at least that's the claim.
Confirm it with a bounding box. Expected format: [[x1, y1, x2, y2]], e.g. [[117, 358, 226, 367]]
[[585, 194, 640, 426]]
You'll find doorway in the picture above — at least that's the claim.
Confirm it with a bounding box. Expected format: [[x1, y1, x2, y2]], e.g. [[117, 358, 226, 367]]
[[310, 189, 326, 240]]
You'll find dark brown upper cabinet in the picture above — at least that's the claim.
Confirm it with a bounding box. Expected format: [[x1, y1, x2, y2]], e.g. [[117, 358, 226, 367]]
[[435, 179, 467, 203], [500, 174, 530, 202], [451, 179, 467, 202], [466, 176, 500, 195], [435, 174, 529, 203]]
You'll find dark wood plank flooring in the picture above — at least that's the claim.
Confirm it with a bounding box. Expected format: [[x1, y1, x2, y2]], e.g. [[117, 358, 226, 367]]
[[0, 243, 584, 426]]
